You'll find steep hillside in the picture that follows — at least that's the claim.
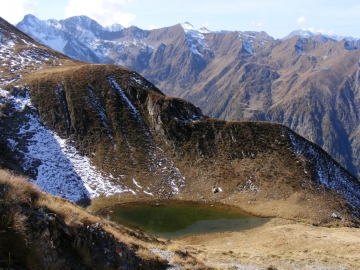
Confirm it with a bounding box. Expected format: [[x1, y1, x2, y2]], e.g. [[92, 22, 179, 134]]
[[16, 15, 360, 180], [0, 62, 358, 226]]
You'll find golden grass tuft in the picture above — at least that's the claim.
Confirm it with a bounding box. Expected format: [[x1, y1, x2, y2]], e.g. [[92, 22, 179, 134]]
[[0, 170, 41, 205]]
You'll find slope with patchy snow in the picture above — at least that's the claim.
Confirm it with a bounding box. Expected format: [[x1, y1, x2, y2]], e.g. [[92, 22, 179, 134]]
[[287, 128, 360, 215], [0, 88, 133, 202]]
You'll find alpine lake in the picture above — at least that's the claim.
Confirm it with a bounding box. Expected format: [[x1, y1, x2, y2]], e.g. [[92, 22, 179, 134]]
[[99, 201, 269, 239]]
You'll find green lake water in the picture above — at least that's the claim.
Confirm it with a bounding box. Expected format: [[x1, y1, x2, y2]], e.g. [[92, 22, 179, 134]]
[[106, 202, 269, 239]]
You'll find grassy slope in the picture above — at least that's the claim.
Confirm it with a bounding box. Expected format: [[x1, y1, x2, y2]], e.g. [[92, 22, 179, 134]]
[[10, 64, 356, 227]]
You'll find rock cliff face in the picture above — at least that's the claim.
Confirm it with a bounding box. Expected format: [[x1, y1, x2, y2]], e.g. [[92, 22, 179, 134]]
[[16, 15, 360, 179]]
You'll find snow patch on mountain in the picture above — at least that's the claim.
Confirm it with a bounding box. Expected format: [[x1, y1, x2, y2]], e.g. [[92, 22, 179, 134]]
[[41, 35, 67, 53], [108, 76, 185, 195], [283, 29, 315, 40], [238, 32, 258, 54], [17, 15, 103, 63], [85, 84, 112, 138], [242, 38, 254, 54], [105, 23, 124, 32], [294, 38, 305, 55], [283, 29, 359, 44], [108, 77, 147, 130], [287, 129, 360, 214], [181, 22, 211, 57], [0, 30, 55, 86], [17, 15, 68, 53], [198, 27, 210, 34], [344, 41, 357, 51], [0, 88, 131, 202], [181, 22, 195, 31]]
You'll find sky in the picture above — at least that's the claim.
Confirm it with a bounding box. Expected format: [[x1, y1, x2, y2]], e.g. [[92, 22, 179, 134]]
[[0, 0, 359, 39]]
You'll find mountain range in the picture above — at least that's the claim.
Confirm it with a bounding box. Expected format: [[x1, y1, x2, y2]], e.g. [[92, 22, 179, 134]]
[[2, 13, 360, 269], [15, 14, 360, 180], [0, 14, 358, 227]]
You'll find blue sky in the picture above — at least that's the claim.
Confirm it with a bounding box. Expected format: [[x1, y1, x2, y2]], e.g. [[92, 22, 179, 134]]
[[1, 0, 359, 39]]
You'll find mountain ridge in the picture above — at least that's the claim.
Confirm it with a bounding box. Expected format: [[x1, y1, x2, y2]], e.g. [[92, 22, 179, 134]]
[[0, 14, 359, 224], [3, 16, 360, 269], [16, 14, 360, 179]]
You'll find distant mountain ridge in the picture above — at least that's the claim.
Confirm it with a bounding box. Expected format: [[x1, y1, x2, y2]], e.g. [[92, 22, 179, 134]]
[[283, 29, 359, 42], [15, 14, 360, 181], [283, 29, 360, 49], [16, 15, 359, 67]]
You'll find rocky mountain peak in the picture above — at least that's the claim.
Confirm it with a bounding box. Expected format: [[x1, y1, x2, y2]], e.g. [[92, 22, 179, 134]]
[[105, 23, 124, 32], [283, 29, 359, 45], [59, 15, 105, 38], [181, 22, 195, 31], [282, 29, 316, 40], [199, 27, 210, 33]]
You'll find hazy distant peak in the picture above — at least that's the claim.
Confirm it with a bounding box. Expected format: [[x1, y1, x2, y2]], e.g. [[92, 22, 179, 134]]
[[105, 23, 124, 32], [19, 14, 43, 28], [198, 27, 210, 34], [46, 18, 62, 29], [283, 29, 359, 42], [65, 15, 101, 28], [282, 29, 315, 40], [181, 22, 195, 31], [181, 23, 212, 34]]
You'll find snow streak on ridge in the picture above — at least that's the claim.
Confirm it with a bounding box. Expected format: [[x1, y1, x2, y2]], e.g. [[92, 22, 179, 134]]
[[181, 22, 211, 57], [85, 83, 112, 139], [1, 88, 130, 202], [287, 129, 360, 214], [108, 77, 185, 195]]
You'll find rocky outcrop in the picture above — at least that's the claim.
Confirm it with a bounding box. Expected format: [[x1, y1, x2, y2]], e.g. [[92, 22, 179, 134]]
[[0, 182, 150, 269]]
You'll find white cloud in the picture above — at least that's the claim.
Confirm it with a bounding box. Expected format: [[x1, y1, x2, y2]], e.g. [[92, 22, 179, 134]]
[[65, 0, 136, 27], [251, 19, 264, 27], [0, 0, 38, 24], [296, 16, 306, 25]]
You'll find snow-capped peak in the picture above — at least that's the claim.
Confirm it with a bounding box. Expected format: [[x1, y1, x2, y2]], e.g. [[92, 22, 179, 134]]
[[282, 29, 315, 40], [283, 29, 359, 42], [46, 19, 62, 30], [180, 22, 212, 57], [198, 27, 211, 34], [181, 22, 195, 32], [16, 15, 68, 53], [105, 23, 124, 32], [327, 34, 359, 42]]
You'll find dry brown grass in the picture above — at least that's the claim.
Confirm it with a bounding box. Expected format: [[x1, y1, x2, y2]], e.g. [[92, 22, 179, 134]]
[[0, 170, 148, 240], [0, 170, 169, 266], [0, 170, 41, 205], [0, 170, 216, 269]]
